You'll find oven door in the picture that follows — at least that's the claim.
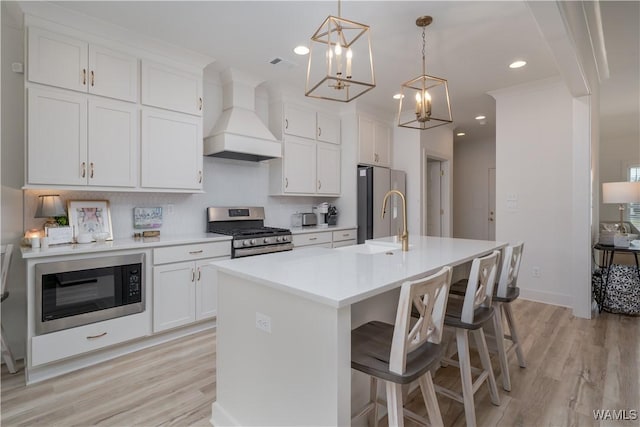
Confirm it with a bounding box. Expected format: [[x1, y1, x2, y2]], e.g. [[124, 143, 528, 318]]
[[35, 254, 144, 335]]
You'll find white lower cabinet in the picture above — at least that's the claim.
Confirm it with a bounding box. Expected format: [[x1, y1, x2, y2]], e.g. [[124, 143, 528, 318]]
[[293, 228, 357, 249], [31, 311, 148, 367], [152, 242, 230, 333], [332, 229, 357, 248]]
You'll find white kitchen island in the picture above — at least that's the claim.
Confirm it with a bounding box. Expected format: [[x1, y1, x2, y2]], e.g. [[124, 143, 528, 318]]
[[210, 236, 507, 426]]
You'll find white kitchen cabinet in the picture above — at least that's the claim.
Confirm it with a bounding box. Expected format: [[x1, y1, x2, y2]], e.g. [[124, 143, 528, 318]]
[[358, 115, 391, 167], [141, 109, 203, 191], [283, 103, 316, 139], [293, 228, 357, 249], [152, 242, 230, 333], [28, 27, 138, 102], [141, 60, 203, 116], [27, 87, 137, 187], [331, 229, 357, 248], [316, 112, 341, 144], [316, 142, 341, 195]]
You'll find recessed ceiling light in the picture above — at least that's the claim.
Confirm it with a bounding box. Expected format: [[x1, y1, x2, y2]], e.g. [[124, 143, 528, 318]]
[[475, 115, 486, 120], [294, 46, 310, 55], [456, 132, 466, 136], [509, 60, 527, 69], [393, 93, 404, 100]]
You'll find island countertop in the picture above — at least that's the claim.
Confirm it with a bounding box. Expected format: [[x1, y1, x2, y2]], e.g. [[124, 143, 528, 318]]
[[212, 235, 507, 308]]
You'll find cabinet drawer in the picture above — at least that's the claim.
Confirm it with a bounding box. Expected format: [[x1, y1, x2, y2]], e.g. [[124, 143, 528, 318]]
[[31, 312, 149, 367], [292, 232, 332, 247], [332, 239, 357, 248], [154, 242, 230, 265], [332, 229, 357, 242]]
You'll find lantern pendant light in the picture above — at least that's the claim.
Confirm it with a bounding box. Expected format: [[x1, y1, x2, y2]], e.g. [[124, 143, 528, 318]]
[[305, 0, 376, 102], [397, 16, 452, 130]]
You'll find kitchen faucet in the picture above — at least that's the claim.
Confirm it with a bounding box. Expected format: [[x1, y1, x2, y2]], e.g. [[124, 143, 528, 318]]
[[381, 190, 409, 251]]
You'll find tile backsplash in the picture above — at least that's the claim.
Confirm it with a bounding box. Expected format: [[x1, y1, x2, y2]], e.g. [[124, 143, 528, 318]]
[[24, 156, 339, 239]]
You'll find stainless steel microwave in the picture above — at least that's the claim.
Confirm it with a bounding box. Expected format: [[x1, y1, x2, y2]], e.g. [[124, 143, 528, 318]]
[[35, 253, 144, 335]]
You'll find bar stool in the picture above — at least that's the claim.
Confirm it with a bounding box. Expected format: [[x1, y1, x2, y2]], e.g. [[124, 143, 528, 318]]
[[1, 244, 17, 374], [435, 250, 501, 427], [351, 266, 452, 427], [493, 243, 526, 369]]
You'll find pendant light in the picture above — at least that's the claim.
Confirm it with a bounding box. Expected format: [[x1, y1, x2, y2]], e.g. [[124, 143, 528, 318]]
[[397, 16, 452, 130], [305, 0, 375, 102]]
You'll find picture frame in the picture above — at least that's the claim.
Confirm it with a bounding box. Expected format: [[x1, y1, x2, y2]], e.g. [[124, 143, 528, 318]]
[[67, 200, 113, 241], [133, 207, 163, 229]]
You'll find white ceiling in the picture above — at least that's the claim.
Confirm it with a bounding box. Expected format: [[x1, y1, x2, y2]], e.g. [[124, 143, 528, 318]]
[[51, 1, 637, 141]]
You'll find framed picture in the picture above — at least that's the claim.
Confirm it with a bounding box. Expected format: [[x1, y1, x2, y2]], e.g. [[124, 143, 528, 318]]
[[134, 207, 163, 229], [67, 200, 113, 241]]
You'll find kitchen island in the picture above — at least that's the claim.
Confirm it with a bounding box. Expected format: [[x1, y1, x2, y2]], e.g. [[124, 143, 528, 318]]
[[210, 236, 507, 426]]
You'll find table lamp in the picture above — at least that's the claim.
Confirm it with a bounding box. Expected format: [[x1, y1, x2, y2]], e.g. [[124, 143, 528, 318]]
[[602, 182, 640, 232], [35, 195, 65, 229]]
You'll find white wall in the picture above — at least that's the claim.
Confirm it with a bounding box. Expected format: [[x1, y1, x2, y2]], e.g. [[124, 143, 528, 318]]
[[453, 136, 496, 239], [492, 77, 577, 308]]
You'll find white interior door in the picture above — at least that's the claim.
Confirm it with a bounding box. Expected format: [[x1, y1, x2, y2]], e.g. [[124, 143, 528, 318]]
[[489, 167, 496, 240], [426, 159, 442, 236]]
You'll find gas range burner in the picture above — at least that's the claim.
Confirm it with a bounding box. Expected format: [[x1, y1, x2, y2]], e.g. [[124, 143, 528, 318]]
[[206, 207, 293, 258]]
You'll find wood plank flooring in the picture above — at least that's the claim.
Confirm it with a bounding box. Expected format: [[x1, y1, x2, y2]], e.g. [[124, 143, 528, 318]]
[[1, 300, 639, 426]]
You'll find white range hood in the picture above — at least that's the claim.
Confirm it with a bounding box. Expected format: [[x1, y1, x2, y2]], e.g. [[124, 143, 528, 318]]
[[204, 68, 281, 162]]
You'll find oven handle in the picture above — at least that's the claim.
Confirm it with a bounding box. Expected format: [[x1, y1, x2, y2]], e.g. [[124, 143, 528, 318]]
[[57, 278, 99, 287], [234, 243, 294, 258]]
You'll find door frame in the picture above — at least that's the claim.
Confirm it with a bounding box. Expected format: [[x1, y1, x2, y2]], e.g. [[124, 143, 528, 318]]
[[421, 149, 451, 237]]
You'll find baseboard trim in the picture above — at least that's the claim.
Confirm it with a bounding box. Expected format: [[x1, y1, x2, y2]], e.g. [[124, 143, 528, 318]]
[[518, 288, 573, 308]]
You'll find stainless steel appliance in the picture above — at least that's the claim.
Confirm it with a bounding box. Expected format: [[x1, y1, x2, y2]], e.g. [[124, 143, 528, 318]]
[[36, 253, 144, 335], [207, 207, 293, 258], [357, 166, 406, 243]]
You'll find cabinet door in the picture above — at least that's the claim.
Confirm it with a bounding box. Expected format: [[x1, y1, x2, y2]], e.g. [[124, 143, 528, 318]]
[[374, 121, 391, 167], [358, 116, 375, 165], [316, 112, 341, 144], [283, 137, 316, 194], [28, 27, 88, 93], [88, 99, 138, 187], [316, 142, 341, 195], [88, 45, 138, 102], [283, 103, 316, 140], [195, 259, 220, 320], [27, 87, 87, 186], [141, 60, 203, 116], [141, 109, 203, 190], [153, 261, 196, 333]]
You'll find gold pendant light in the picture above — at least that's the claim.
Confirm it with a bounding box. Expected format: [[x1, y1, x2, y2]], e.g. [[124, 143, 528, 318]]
[[397, 16, 452, 130], [305, 0, 375, 102]]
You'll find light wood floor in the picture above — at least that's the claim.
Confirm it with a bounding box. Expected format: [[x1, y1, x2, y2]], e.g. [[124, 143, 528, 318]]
[[1, 300, 639, 427]]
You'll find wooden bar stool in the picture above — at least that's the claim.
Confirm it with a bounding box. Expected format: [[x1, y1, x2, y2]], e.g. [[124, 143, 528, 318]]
[[1, 244, 18, 374], [351, 266, 452, 427], [435, 251, 501, 427]]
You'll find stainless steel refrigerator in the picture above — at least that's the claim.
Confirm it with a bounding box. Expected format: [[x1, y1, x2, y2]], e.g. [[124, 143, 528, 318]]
[[357, 165, 406, 244]]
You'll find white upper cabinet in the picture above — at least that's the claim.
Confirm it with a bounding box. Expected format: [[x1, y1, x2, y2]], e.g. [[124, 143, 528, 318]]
[[28, 27, 138, 102], [358, 115, 391, 167], [316, 142, 341, 195], [141, 109, 203, 191], [283, 103, 316, 140], [88, 45, 138, 102], [28, 88, 87, 186], [281, 137, 317, 194], [141, 61, 203, 116], [316, 112, 341, 145]]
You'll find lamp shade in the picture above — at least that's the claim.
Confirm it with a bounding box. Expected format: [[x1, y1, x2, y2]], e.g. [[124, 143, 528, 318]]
[[34, 195, 65, 218], [602, 182, 640, 204]]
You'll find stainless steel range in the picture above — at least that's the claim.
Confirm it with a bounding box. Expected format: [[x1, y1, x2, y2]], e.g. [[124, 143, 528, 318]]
[[207, 207, 293, 258]]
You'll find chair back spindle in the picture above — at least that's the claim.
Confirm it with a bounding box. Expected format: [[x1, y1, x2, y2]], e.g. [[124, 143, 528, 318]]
[[461, 251, 500, 324], [496, 243, 524, 299]]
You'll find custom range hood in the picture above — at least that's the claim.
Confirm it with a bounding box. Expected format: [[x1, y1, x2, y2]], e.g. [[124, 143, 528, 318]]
[[204, 68, 281, 161]]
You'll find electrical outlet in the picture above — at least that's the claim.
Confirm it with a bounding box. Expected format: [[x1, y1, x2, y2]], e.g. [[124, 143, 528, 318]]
[[256, 312, 272, 333], [532, 267, 541, 278]]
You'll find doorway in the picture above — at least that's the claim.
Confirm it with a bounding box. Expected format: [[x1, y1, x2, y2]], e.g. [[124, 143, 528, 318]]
[[426, 158, 443, 237], [488, 167, 496, 240]]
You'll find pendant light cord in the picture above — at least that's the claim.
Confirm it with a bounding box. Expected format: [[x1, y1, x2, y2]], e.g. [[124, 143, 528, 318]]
[[421, 26, 426, 77]]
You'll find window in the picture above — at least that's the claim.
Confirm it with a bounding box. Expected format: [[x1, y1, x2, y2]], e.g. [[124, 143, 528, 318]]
[[629, 166, 640, 230]]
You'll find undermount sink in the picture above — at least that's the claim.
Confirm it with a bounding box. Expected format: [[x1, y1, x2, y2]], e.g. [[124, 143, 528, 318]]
[[336, 243, 399, 254]]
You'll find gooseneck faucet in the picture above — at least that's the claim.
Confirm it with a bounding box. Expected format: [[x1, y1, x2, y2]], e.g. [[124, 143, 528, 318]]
[[381, 190, 409, 251]]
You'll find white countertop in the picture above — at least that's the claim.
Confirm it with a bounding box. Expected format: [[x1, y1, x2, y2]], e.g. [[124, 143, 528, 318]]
[[20, 233, 232, 259], [289, 224, 356, 234], [212, 236, 507, 308]]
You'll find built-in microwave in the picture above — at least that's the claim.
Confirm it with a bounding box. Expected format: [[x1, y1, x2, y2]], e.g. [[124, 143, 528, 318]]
[[35, 254, 144, 335]]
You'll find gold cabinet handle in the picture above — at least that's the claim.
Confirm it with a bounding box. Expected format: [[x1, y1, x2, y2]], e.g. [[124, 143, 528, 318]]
[[309, 237, 318, 241], [198, 170, 203, 183], [191, 269, 196, 282], [285, 177, 289, 188], [82, 68, 86, 85], [189, 250, 204, 255], [285, 118, 289, 130], [318, 127, 322, 137], [197, 267, 201, 281], [81, 162, 86, 178], [86, 332, 107, 340], [90, 70, 95, 86], [90, 162, 94, 178], [318, 180, 322, 190], [198, 97, 203, 111]]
